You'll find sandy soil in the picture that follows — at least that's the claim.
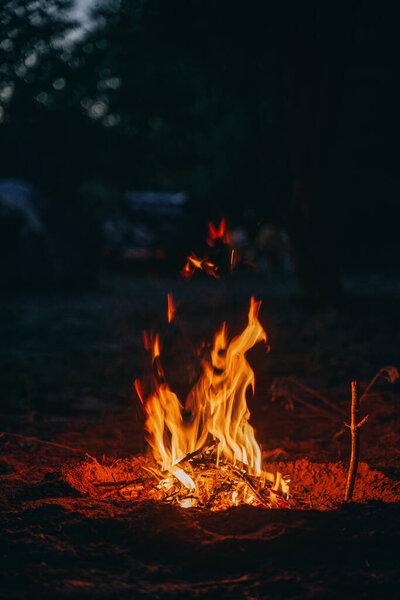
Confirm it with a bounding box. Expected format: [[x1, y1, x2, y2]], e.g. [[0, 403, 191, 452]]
[[1, 273, 400, 598]]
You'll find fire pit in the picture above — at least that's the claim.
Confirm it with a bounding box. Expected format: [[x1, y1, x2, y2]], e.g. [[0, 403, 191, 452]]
[[134, 297, 290, 510], [65, 296, 292, 511]]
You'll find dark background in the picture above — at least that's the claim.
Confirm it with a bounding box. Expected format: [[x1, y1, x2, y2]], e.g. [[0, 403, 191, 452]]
[[1, 0, 399, 298], [2, 4, 400, 598]]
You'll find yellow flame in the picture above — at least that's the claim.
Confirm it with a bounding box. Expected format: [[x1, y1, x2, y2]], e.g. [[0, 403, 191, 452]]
[[146, 300, 259, 466]]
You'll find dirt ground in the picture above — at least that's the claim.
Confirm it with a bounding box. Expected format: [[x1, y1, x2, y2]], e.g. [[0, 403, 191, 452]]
[[1, 272, 400, 599]]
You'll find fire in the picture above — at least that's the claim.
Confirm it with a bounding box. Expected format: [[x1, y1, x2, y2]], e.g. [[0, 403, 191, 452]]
[[180, 253, 219, 280], [138, 297, 290, 509], [230, 248, 240, 273], [207, 218, 231, 246], [167, 293, 176, 323]]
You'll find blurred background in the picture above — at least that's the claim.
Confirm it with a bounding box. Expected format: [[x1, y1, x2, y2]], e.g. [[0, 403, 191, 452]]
[[0, 0, 399, 299], [2, 6, 400, 596]]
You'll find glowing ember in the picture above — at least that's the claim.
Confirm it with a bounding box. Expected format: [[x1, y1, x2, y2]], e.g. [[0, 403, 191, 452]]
[[135, 297, 290, 510], [180, 253, 219, 280]]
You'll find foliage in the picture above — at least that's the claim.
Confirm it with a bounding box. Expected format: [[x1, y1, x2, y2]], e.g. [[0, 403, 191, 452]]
[[0, 0, 289, 222], [0, 2, 76, 192], [0, 0, 399, 267]]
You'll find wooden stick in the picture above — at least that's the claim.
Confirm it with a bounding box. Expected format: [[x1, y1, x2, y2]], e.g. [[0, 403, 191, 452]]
[[175, 440, 217, 466], [94, 477, 142, 489], [286, 377, 346, 415], [289, 393, 341, 420], [360, 365, 399, 405], [344, 381, 368, 502], [0, 431, 85, 453], [228, 466, 270, 508]]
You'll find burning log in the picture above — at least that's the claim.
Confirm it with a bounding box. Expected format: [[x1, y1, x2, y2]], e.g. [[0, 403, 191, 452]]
[[173, 440, 218, 467]]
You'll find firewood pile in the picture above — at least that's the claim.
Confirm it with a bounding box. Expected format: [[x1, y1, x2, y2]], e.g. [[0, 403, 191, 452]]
[[64, 447, 293, 511]]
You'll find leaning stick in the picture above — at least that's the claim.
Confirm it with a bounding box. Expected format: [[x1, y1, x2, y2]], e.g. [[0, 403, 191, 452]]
[[177, 440, 218, 465], [286, 377, 346, 416], [0, 431, 85, 453], [344, 381, 368, 502], [360, 365, 399, 405]]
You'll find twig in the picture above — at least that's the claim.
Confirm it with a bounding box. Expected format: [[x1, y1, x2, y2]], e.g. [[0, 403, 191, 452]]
[[94, 477, 142, 489], [206, 482, 232, 507], [289, 393, 341, 420], [344, 381, 368, 502], [0, 431, 85, 453], [230, 466, 270, 508], [111, 477, 143, 492], [286, 377, 345, 415], [175, 440, 218, 467], [360, 366, 399, 405], [159, 441, 218, 475], [242, 474, 270, 507]]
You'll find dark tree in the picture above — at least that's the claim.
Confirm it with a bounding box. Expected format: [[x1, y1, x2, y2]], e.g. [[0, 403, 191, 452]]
[[1, 0, 398, 291], [277, 4, 357, 302], [0, 1, 78, 190]]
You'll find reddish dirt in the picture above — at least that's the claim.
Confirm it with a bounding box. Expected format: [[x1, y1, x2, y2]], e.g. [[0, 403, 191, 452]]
[[1, 274, 400, 598], [62, 455, 400, 512]]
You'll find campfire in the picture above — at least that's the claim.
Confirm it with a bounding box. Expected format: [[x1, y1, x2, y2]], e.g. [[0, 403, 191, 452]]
[[133, 296, 291, 510]]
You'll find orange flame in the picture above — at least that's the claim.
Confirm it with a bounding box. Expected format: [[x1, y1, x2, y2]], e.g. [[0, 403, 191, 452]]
[[140, 298, 289, 507], [167, 293, 176, 323], [142, 331, 151, 351], [134, 378, 145, 405], [180, 253, 219, 280], [207, 218, 231, 246], [230, 248, 240, 273]]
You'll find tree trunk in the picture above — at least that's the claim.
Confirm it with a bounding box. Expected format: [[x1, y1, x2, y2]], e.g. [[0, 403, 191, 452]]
[[279, 3, 358, 303]]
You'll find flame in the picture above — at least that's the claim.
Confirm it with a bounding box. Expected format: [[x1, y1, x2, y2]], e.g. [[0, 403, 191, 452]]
[[207, 218, 231, 246], [180, 253, 219, 280], [167, 293, 176, 323], [134, 379, 145, 405], [140, 297, 290, 508], [142, 331, 151, 351], [230, 248, 240, 274]]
